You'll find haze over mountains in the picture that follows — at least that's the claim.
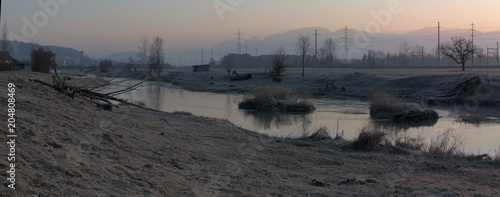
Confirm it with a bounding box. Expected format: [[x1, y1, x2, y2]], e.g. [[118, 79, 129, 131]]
[[101, 26, 500, 66], [7, 26, 500, 66]]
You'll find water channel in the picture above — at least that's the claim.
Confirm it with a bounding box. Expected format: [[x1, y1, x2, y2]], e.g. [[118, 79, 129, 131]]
[[100, 81, 500, 155]]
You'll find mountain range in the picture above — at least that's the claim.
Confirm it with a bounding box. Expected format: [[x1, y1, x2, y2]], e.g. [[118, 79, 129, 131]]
[[102, 26, 500, 66], [7, 26, 500, 67]]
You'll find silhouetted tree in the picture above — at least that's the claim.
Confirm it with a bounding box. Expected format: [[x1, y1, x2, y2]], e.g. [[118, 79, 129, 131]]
[[137, 36, 149, 71], [319, 38, 336, 67], [149, 36, 164, 76], [271, 45, 287, 76], [440, 36, 481, 71], [30, 46, 57, 73], [99, 59, 112, 73], [296, 33, 311, 77]]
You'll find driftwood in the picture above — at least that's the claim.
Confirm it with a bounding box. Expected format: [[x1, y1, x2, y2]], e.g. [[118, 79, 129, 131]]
[[230, 71, 252, 81], [30, 70, 157, 111], [439, 76, 482, 104]]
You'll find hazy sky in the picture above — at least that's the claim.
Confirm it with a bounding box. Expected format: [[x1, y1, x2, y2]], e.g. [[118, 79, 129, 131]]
[[3, 0, 500, 57]]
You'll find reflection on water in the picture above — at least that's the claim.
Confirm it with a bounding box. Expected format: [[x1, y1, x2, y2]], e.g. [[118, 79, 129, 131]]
[[100, 81, 500, 155], [242, 111, 312, 136], [370, 118, 438, 131]]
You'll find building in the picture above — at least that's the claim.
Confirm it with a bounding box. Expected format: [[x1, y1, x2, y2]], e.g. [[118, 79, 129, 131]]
[[192, 64, 210, 72], [0, 52, 22, 71]]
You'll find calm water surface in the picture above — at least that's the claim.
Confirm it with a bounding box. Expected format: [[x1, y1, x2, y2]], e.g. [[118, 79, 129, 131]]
[[101, 81, 500, 155]]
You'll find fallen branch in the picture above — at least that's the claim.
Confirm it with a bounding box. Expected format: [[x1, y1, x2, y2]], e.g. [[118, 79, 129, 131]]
[[30, 70, 159, 112]]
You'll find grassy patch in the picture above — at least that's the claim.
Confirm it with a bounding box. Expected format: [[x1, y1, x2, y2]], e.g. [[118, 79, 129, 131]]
[[251, 85, 294, 104], [370, 91, 408, 114], [239, 85, 315, 112], [427, 129, 465, 156], [351, 125, 386, 151]]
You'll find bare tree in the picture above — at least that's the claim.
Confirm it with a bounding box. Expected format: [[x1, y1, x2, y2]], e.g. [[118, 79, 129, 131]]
[[440, 36, 480, 71], [99, 59, 112, 73], [149, 36, 164, 76], [296, 33, 311, 77], [319, 38, 336, 67], [137, 36, 149, 71], [271, 45, 287, 76]]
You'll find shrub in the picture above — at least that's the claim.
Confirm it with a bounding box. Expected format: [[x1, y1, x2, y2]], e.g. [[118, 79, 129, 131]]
[[370, 91, 408, 115], [351, 125, 386, 151], [31, 47, 57, 73], [270, 46, 287, 76]]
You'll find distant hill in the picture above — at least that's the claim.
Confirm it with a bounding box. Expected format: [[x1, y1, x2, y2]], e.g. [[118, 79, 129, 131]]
[[100, 51, 137, 62], [3, 40, 87, 66]]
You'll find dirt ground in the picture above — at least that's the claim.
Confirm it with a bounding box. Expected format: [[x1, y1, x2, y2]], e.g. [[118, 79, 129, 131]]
[[1, 70, 500, 196]]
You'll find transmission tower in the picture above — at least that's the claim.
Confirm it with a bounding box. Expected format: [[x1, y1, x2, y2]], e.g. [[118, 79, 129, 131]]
[[340, 25, 353, 62], [234, 28, 244, 54]]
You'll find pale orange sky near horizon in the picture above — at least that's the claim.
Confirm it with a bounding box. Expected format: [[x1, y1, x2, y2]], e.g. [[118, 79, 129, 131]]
[[3, 0, 500, 57]]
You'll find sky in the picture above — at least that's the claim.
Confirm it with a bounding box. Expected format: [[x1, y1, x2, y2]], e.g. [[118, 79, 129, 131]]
[[3, 0, 500, 58]]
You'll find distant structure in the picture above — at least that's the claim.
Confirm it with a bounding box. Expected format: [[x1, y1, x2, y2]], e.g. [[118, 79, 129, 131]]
[[192, 64, 210, 72], [0, 52, 22, 71]]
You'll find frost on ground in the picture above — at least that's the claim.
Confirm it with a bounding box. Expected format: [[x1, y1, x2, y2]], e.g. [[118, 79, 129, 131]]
[[0, 71, 499, 196]]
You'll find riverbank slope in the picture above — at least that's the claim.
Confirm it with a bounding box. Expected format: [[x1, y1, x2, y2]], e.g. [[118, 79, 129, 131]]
[[1, 71, 499, 196]]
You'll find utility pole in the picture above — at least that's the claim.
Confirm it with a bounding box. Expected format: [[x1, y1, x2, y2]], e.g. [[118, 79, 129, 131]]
[[471, 23, 475, 67], [487, 47, 489, 66], [245, 44, 248, 54], [422, 46, 424, 67], [200, 46, 204, 65], [178, 56, 181, 67], [437, 22, 440, 67]]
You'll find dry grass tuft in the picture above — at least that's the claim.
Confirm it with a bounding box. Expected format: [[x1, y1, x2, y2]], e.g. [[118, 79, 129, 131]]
[[251, 85, 295, 104], [352, 125, 386, 151], [305, 126, 332, 141], [392, 133, 427, 151], [494, 146, 500, 164], [240, 85, 315, 112], [426, 129, 465, 156], [370, 91, 409, 114]]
